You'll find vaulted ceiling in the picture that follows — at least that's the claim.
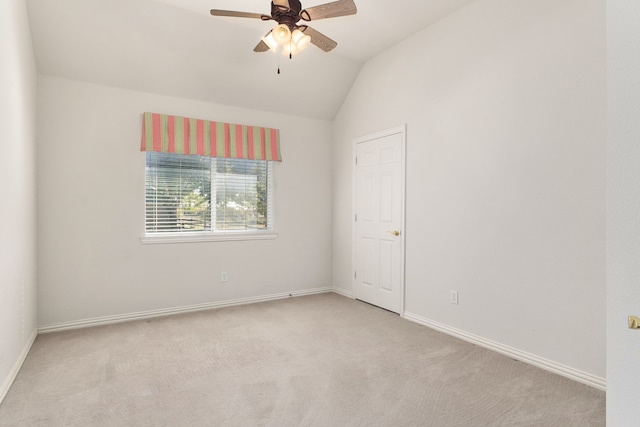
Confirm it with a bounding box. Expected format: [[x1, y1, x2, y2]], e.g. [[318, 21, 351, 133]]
[[26, 0, 477, 120]]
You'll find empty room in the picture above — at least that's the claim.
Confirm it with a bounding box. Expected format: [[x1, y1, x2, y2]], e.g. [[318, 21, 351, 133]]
[[1, 0, 638, 425]]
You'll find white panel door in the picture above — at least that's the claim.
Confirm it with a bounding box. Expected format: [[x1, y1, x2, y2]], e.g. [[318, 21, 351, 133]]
[[354, 128, 405, 313]]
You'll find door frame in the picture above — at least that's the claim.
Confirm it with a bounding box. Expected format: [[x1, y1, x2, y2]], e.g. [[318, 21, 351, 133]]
[[352, 125, 407, 316]]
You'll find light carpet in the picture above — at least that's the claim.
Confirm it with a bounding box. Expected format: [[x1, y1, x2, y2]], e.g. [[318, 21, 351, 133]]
[[0, 293, 605, 426]]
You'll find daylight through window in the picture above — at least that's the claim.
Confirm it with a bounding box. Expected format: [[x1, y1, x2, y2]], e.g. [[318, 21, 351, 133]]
[[145, 152, 273, 234]]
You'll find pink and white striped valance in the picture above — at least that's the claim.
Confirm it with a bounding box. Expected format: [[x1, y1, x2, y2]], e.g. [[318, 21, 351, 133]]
[[141, 112, 281, 161]]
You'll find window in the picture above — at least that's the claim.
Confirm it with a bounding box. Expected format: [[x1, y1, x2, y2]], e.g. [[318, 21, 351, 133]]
[[140, 112, 281, 243], [145, 152, 274, 238]]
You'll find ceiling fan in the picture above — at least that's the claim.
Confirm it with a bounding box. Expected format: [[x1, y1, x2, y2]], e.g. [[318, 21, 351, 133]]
[[210, 0, 357, 57]]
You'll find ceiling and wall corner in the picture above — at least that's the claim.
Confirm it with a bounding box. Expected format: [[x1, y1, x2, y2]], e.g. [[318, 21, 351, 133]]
[[25, 0, 478, 121]]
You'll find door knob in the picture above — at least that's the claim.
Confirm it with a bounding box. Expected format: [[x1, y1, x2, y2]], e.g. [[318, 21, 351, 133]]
[[387, 230, 401, 237], [629, 316, 640, 329]]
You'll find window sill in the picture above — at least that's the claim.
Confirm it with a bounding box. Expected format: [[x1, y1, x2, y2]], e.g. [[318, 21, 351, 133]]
[[140, 232, 278, 245]]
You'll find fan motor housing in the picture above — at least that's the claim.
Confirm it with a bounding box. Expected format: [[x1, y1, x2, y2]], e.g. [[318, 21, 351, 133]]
[[272, 0, 303, 28]]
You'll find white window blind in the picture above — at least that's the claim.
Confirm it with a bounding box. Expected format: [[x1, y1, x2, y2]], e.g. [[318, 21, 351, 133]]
[[145, 152, 273, 234]]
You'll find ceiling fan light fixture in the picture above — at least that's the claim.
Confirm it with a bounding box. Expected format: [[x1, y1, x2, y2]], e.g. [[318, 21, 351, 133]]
[[282, 43, 297, 57], [272, 24, 292, 44], [262, 32, 279, 51], [291, 29, 311, 51], [210, 0, 358, 60]]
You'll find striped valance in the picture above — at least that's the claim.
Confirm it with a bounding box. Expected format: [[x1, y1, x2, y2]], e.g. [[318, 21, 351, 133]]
[[141, 112, 281, 161]]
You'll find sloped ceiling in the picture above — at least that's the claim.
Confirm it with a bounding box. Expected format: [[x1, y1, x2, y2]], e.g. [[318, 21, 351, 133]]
[[26, 0, 477, 120]]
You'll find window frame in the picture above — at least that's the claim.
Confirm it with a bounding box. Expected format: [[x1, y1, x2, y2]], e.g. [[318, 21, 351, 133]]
[[141, 153, 278, 245]]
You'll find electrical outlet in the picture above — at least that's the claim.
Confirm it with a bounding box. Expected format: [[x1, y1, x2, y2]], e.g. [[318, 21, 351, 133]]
[[450, 291, 459, 305], [221, 272, 228, 282]]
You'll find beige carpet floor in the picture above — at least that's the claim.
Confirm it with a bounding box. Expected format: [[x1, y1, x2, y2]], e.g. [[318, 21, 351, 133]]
[[0, 293, 605, 426]]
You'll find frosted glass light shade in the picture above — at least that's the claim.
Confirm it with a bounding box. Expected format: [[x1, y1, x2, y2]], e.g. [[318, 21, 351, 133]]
[[282, 43, 300, 57], [291, 29, 311, 51], [272, 24, 292, 44], [262, 32, 278, 51]]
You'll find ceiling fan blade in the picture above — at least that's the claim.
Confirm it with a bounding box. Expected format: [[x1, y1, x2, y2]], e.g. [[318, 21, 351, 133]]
[[254, 32, 273, 53], [272, 0, 290, 12], [254, 40, 271, 53], [300, 26, 338, 52], [210, 9, 272, 21], [300, 0, 357, 22]]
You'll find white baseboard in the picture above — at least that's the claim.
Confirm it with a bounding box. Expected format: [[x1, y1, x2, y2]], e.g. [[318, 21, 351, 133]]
[[39, 287, 332, 334], [0, 329, 38, 405], [332, 287, 354, 299], [403, 312, 606, 392]]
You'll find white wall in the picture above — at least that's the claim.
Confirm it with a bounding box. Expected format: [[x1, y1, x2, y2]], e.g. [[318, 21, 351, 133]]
[[0, 0, 38, 401], [37, 76, 333, 327], [333, 0, 606, 379], [607, 0, 640, 424]]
